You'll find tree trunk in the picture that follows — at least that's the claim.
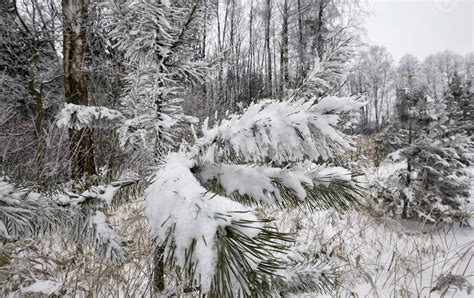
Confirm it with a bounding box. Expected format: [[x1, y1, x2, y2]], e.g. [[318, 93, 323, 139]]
[[229, 0, 236, 109], [62, 0, 96, 179], [27, 38, 43, 170], [280, 0, 289, 94], [402, 120, 413, 219], [265, 0, 272, 97], [152, 244, 166, 293], [316, 0, 325, 59], [248, 0, 254, 101], [297, 0, 306, 79], [374, 85, 379, 131]]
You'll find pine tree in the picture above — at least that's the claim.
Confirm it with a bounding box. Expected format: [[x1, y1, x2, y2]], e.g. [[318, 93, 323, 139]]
[[444, 73, 474, 137], [375, 78, 471, 222], [57, 0, 209, 159], [5, 1, 364, 296], [143, 38, 365, 295]]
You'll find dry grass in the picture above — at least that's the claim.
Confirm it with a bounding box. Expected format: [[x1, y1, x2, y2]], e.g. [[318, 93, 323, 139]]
[[0, 201, 155, 296], [275, 207, 473, 297], [1, 203, 472, 296]]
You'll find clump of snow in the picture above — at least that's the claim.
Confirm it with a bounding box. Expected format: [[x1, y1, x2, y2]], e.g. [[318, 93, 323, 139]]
[[81, 185, 121, 206], [56, 103, 124, 129], [145, 152, 261, 291], [197, 163, 351, 204], [90, 211, 126, 261], [198, 163, 310, 203], [20, 280, 62, 295], [310, 166, 352, 186], [387, 149, 402, 162]]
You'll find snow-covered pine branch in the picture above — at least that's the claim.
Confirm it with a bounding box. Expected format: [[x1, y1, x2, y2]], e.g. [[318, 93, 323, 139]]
[[62, 178, 140, 263], [200, 96, 365, 164], [270, 252, 336, 295], [76, 178, 140, 207], [145, 90, 365, 295], [105, 0, 173, 64], [0, 178, 72, 241], [196, 163, 360, 210], [288, 31, 354, 99], [69, 210, 127, 263], [0, 176, 137, 262], [145, 152, 292, 294], [56, 103, 124, 130]]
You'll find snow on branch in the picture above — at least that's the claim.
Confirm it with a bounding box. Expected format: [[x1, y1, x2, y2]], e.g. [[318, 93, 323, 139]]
[[0, 177, 134, 263], [271, 252, 336, 295], [200, 97, 365, 165], [145, 152, 277, 292], [56, 103, 124, 130], [78, 178, 140, 207], [197, 163, 313, 204], [0, 178, 72, 241], [87, 211, 127, 263], [65, 209, 128, 264], [196, 163, 359, 210]]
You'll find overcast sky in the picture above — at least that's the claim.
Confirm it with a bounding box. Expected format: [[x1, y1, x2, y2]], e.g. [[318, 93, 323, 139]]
[[364, 0, 473, 62]]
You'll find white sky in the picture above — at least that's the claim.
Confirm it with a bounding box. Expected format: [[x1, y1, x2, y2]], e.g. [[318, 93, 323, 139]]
[[364, 0, 473, 62]]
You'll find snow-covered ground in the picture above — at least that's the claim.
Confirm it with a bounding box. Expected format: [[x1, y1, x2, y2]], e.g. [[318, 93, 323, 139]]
[[278, 162, 474, 297], [276, 208, 473, 296], [3, 164, 473, 297]]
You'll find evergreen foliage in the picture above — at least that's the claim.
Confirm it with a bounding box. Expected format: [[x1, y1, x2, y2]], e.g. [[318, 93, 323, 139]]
[[2, 1, 363, 295], [373, 75, 472, 222], [4, 0, 472, 296], [143, 45, 364, 295]]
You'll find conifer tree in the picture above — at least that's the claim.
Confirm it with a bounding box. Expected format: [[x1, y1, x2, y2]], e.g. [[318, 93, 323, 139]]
[[375, 78, 471, 222], [4, 1, 365, 296], [142, 32, 364, 295]]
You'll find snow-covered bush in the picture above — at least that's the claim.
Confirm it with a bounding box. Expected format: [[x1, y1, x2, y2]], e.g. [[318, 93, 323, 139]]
[[398, 139, 470, 222]]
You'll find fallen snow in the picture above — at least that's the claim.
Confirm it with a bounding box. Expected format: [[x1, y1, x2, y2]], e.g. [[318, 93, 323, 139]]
[[20, 280, 62, 295]]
